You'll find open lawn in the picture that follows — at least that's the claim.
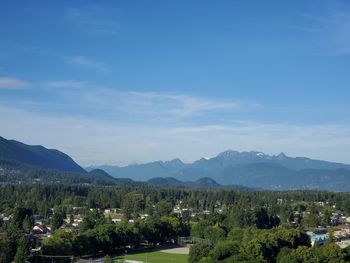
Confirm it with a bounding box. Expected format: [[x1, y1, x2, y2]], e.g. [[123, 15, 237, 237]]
[[113, 250, 188, 263]]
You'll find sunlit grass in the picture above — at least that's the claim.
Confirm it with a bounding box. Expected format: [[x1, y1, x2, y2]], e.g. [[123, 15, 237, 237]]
[[113, 251, 188, 263]]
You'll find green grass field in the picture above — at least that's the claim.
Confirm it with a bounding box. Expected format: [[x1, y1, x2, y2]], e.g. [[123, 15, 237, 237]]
[[113, 251, 188, 263]]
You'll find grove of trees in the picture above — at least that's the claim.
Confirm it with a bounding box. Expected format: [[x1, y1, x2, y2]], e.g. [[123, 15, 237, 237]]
[[1, 184, 350, 262]]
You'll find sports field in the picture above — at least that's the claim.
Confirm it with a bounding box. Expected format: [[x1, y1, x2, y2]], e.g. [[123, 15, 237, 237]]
[[113, 248, 189, 263]]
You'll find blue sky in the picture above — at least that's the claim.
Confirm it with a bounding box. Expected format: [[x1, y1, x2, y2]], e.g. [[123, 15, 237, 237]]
[[0, 0, 350, 166]]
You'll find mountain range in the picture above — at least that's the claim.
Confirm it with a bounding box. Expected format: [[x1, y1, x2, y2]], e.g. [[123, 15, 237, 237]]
[[87, 151, 350, 191], [0, 136, 231, 189], [2, 135, 350, 191], [147, 176, 249, 190]]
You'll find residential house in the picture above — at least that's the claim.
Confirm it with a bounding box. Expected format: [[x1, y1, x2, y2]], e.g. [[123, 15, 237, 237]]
[[306, 228, 329, 246]]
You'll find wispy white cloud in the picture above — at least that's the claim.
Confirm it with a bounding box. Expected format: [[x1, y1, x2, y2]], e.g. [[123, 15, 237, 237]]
[[303, 3, 350, 55], [0, 104, 349, 166], [126, 92, 225, 116], [44, 80, 89, 89], [122, 91, 259, 117], [67, 56, 110, 73], [64, 6, 120, 35], [0, 84, 253, 122], [4, 44, 111, 74], [0, 77, 29, 89], [1, 83, 348, 166], [79, 89, 260, 121]]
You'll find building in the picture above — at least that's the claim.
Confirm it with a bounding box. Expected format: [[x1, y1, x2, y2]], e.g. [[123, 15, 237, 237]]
[[306, 228, 329, 246]]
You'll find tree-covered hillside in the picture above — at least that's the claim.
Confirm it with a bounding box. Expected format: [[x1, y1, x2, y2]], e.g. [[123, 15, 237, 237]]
[[0, 136, 85, 173]]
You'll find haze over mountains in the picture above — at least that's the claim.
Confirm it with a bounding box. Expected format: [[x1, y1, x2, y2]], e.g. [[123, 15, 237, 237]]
[[0, 136, 123, 185], [0, 136, 231, 188], [1, 135, 350, 191], [87, 151, 350, 191]]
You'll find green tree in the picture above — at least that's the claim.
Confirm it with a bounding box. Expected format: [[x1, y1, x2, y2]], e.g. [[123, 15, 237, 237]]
[[189, 243, 212, 263], [318, 242, 346, 262], [85, 223, 117, 254], [41, 229, 75, 256], [292, 246, 318, 263], [208, 240, 239, 262], [204, 226, 226, 244], [276, 247, 299, 263], [322, 209, 332, 226], [138, 217, 161, 246], [104, 255, 112, 263], [22, 215, 32, 233], [80, 210, 105, 232], [51, 211, 64, 230], [72, 234, 91, 256], [3, 223, 22, 263], [122, 192, 145, 220], [302, 214, 320, 228], [0, 236, 11, 263], [191, 220, 211, 238], [12, 207, 32, 229], [160, 216, 182, 242], [156, 200, 173, 217], [239, 239, 267, 263], [13, 237, 27, 263], [227, 227, 245, 243]]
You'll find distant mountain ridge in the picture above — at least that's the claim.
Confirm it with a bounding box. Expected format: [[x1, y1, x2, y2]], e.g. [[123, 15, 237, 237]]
[[87, 150, 350, 191], [0, 136, 86, 173], [2, 135, 350, 191], [147, 176, 249, 190], [147, 177, 220, 189], [0, 136, 239, 189]]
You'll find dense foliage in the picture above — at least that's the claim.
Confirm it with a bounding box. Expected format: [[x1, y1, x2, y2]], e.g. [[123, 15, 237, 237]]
[[1, 184, 350, 262], [0, 160, 120, 185]]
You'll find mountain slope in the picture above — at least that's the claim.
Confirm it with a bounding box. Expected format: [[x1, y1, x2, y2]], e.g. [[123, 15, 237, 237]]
[[186, 150, 350, 175], [0, 159, 117, 185], [89, 150, 350, 191], [147, 177, 184, 187], [146, 176, 248, 189], [217, 163, 350, 191], [0, 136, 86, 173], [86, 159, 185, 181], [88, 169, 134, 184]]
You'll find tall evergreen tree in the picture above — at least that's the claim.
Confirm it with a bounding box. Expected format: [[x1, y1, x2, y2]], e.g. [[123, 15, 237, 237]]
[[13, 237, 27, 263]]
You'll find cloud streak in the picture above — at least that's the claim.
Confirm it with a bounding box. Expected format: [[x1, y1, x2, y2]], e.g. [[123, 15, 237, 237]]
[[1, 83, 348, 166], [0, 83, 254, 123], [0, 104, 349, 166], [0, 77, 29, 89], [64, 6, 120, 35], [44, 80, 89, 89], [303, 3, 350, 55], [78, 89, 259, 122], [5, 44, 111, 74], [125, 92, 243, 116], [67, 56, 110, 73]]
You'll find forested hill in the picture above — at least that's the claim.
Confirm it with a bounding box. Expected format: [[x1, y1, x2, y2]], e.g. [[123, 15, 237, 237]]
[[0, 159, 122, 185], [147, 177, 250, 190], [2, 135, 350, 191], [0, 136, 85, 173], [88, 151, 350, 191], [0, 158, 246, 189]]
